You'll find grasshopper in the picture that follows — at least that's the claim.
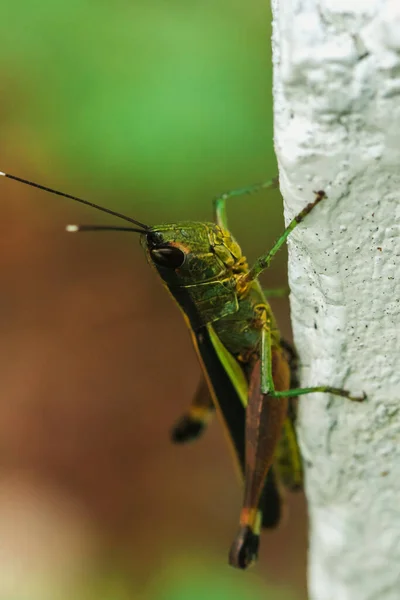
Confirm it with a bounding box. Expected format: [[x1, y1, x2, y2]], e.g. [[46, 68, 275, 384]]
[[1, 170, 365, 569]]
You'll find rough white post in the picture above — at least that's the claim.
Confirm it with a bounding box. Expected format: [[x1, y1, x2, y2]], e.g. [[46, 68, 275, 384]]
[[271, 2, 400, 599]]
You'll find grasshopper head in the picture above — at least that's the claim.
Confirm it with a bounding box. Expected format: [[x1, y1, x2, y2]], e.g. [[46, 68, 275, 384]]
[[0, 171, 244, 289], [142, 221, 243, 286]]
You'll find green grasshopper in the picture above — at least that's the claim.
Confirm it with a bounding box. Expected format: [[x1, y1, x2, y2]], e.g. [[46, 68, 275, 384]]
[[1, 170, 365, 569]]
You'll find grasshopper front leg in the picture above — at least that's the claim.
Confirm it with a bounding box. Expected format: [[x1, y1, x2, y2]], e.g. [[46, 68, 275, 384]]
[[241, 190, 328, 286], [213, 179, 278, 230]]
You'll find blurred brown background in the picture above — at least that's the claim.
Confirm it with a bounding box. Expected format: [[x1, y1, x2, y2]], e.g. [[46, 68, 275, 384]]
[[0, 1, 307, 599]]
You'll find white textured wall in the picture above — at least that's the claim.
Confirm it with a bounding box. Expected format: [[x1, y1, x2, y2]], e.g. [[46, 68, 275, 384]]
[[271, 2, 400, 599]]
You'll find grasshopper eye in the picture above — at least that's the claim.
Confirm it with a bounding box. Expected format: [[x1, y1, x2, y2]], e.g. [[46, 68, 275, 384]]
[[150, 246, 186, 269], [147, 231, 163, 246]]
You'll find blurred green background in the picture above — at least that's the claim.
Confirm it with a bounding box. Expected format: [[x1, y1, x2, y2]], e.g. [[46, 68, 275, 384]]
[[0, 1, 307, 599]]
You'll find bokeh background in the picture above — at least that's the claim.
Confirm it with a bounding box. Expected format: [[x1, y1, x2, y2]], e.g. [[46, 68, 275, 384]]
[[0, 1, 307, 599]]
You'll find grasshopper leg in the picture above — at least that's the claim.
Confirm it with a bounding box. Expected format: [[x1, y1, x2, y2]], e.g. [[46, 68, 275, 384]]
[[270, 340, 366, 402], [171, 376, 215, 443], [242, 190, 328, 286], [213, 178, 278, 230], [270, 386, 366, 401], [229, 320, 289, 569]]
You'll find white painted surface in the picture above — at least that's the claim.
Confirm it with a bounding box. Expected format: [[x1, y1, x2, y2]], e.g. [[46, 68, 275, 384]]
[[271, 2, 400, 599]]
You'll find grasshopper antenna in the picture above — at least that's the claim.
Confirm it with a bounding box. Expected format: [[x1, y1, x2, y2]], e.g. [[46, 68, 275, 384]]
[[66, 224, 145, 234], [0, 170, 149, 230]]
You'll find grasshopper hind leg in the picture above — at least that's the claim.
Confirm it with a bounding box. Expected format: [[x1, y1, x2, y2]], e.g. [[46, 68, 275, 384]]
[[229, 526, 260, 570], [259, 465, 283, 528], [229, 348, 289, 569], [171, 376, 215, 443]]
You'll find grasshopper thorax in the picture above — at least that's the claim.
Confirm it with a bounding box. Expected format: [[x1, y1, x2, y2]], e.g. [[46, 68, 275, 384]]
[[142, 221, 246, 287]]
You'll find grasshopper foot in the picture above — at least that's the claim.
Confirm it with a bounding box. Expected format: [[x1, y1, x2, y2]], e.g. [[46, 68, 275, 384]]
[[171, 415, 205, 443], [228, 526, 259, 570], [348, 391, 367, 402]]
